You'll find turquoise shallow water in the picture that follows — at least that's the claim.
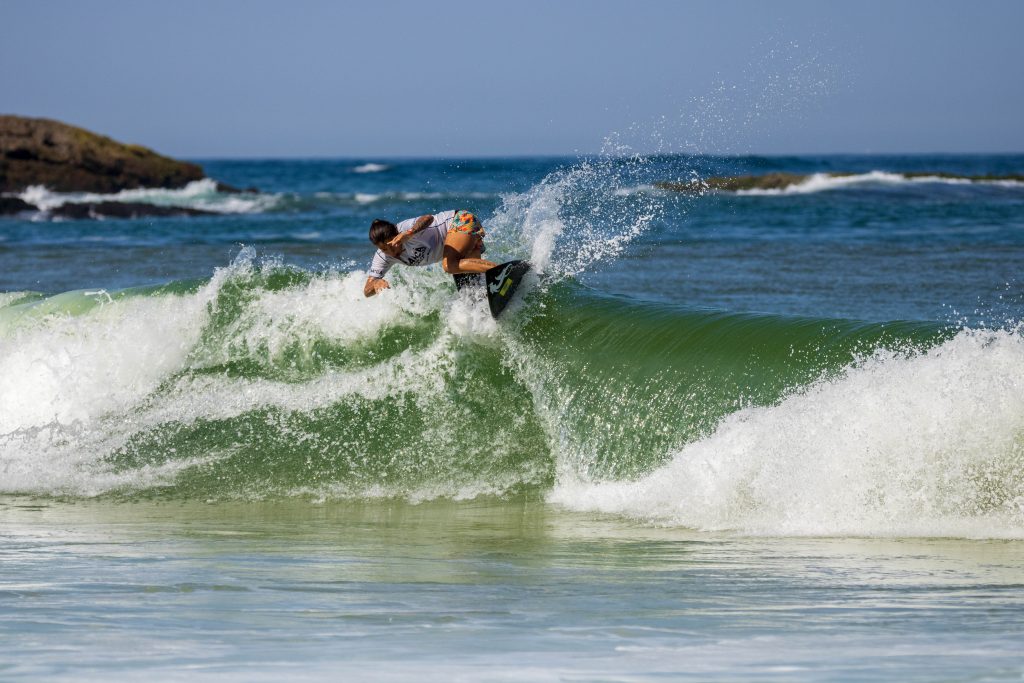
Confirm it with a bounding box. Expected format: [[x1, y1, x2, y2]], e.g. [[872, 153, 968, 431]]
[[2, 154, 1024, 679], [4, 497, 1024, 682]]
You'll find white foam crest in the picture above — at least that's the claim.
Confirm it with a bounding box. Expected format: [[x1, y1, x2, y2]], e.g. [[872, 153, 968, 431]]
[[736, 171, 1024, 196], [901, 175, 1024, 188], [0, 281, 239, 496], [400, 192, 442, 200], [0, 250, 282, 494], [0, 281, 225, 434], [187, 266, 451, 374], [550, 329, 1024, 539], [17, 179, 278, 214], [352, 163, 389, 173], [119, 282, 495, 433]]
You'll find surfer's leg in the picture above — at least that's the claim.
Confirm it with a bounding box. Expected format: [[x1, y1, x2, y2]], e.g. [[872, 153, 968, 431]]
[[443, 233, 495, 273], [443, 211, 496, 274]]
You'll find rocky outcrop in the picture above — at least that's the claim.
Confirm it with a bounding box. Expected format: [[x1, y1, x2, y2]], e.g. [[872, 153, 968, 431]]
[[0, 195, 216, 218], [49, 202, 215, 219], [0, 116, 262, 219], [0, 196, 36, 215], [0, 115, 205, 193], [216, 181, 260, 194]]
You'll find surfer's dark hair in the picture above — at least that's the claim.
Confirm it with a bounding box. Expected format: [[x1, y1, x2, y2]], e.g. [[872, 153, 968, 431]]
[[369, 219, 398, 245]]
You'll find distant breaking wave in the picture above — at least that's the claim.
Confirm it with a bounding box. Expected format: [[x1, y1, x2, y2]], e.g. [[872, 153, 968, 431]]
[[736, 171, 1024, 196], [17, 178, 279, 215], [8, 182, 502, 217], [352, 163, 390, 174], [656, 170, 1024, 196]]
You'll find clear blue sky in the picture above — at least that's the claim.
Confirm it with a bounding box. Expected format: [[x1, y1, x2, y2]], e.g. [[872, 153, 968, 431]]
[[2, 0, 1022, 157]]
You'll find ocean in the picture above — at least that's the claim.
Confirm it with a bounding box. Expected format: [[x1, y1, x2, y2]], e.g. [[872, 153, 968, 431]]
[[2, 154, 1024, 680]]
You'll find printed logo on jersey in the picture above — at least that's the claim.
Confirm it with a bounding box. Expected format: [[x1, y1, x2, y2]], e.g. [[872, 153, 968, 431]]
[[404, 246, 429, 266]]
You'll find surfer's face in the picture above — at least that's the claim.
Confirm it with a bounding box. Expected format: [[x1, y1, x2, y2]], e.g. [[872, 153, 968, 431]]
[[376, 241, 402, 257]]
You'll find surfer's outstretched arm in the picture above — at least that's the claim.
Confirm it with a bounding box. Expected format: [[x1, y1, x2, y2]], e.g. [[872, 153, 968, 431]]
[[364, 277, 390, 297]]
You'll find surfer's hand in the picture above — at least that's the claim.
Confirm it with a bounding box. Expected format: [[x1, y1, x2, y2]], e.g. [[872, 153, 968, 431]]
[[363, 277, 390, 297], [387, 232, 409, 250]]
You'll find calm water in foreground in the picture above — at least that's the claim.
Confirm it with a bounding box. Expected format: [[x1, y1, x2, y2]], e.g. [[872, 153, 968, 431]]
[[4, 498, 1024, 682]]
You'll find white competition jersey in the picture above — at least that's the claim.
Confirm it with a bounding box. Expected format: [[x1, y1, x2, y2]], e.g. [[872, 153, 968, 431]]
[[367, 210, 458, 279]]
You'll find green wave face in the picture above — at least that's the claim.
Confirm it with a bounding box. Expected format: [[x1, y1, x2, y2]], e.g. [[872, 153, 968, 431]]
[[512, 287, 951, 481]]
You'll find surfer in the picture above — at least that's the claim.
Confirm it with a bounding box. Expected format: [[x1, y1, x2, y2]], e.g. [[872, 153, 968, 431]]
[[363, 210, 497, 297]]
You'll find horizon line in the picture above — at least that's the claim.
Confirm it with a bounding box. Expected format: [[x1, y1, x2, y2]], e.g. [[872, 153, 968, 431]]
[[182, 150, 1024, 162]]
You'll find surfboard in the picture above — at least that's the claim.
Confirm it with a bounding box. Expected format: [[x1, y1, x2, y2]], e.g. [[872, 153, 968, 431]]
[[453, 260, 531, 318]]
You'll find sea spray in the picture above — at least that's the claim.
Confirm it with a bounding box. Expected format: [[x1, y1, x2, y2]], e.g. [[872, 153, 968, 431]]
[[488, 151, 674, 277]]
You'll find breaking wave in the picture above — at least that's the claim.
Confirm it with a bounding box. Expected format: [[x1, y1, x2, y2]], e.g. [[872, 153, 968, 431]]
[[2, 156, 1023, 540], [352, 163, 390, 174], [17, 178, 279, 214]]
